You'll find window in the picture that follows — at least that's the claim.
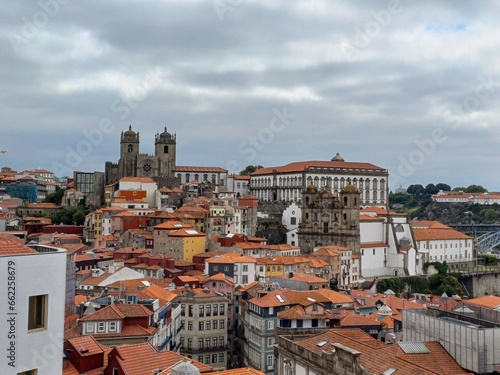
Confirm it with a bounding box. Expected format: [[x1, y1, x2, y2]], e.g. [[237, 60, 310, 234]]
[[198, 355, 203, 363], [212, 354, 218, 363], [199, 338, 204, 350], [28, 295, 47, 331], [206, 337, 210, 348], [188, 338, 192, 349], [181, 304, 185, 316], [188, 305, 193, 317], [267, 355, 274, 368], [220, 304, 225, 315], [206, 304, 211, 317], [290, 217, 296, 225], [112, 370, 118, 375], [97, 322, 105, 332], [214, 265, 219, 271], [206, 321, 211, 330], [267, 320, 274, 330], [213, 320, 218, 329], [220, 336, 224, 347], [199, 322, 204, 331], [199, 305, 204, 317], [109, 321, 117, 331], [242, 275, 248, 284], [188, 321, 193, 330], [213, 304, 218, 316], [213, 337, 217, 348], [243, 265, 248, 272], [220, 319, 225, 329], [219, 353, 224, 362], [323, 222, 328, 234]]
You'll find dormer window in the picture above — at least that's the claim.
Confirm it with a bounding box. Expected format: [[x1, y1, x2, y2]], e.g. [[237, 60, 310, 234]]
[[97, 322, 105, 332]]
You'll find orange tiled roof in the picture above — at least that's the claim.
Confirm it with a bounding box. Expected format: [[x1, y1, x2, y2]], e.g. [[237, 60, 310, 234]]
[[465, 295, 500, 309], [0, 240, 38, 256], [293, 329, 472, 374], [169, 228, 205, 237], [203, 272, 234, 286], [67, 336, 104, 357], [110, 342, 212, 374], [251, 161, 385, 175], [80, 303, 153, 322], [340, 313, 382, 327], [175, 166, 227, 173], [413, 228, 472, 241], [360, 243, 389, 248], [154, 220, 193, 230], [119, 177, 156, 183]]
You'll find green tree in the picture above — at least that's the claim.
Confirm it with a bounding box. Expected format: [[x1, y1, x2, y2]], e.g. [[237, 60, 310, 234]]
[[435, 183, 451, 192], [478, 254, 498, 265], [424, 183, 439, 195], [407, 184, 424, 195], [239, 165, 264, 176], [465, 184, 487, 193], [452, 187, 467, 192], [484, 208, 498, 223], [389, 192, 410, 205], [44, 186, 65, 205]]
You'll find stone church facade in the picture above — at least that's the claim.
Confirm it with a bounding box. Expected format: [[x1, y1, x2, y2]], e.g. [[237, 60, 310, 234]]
[[298, 184, 360, 255], [105, 126, 176, 185]]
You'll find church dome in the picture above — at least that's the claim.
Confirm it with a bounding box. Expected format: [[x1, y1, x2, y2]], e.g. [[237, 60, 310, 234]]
[[306, 184, 317, 192], [158, 127, 175, 143], [342, 185, 357, 193], [124, 125, 136, 135], [331, 152, 345, 162]]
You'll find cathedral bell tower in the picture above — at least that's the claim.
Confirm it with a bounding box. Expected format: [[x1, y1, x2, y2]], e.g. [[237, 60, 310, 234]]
[[118, 125, 140, 178], [155, 127, 176, 178]]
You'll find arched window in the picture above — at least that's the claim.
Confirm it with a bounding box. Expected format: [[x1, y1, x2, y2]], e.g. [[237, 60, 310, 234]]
[[373, 179, 378, 189], [164, 145, 168, 153], [344, 196, 348, 205], [203, 174, 208, 182], [306, 196, 310, 205], [373, 191, 377, 200], [128, 144, 133, 153], [194, 174, 199, 181]]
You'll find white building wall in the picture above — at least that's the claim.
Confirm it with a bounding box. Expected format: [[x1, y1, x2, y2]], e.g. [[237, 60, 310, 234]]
[[282, 203, 301, 246], [0, 249, 66, 375], [118, 180, 158, 208]]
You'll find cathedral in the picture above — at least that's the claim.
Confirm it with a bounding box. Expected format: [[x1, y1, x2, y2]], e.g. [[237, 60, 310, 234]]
[[298, 184, 360, 254], [105, 126, 176, 185]]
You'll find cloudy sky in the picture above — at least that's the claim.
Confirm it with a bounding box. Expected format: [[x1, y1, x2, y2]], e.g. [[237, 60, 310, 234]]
[[2, 0, 500, 190]]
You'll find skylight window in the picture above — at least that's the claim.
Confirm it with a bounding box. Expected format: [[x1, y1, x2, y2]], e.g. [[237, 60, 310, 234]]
[[174, 224, 183, 228], [317, 340, 328, 347], [276, 295, 285, 303]]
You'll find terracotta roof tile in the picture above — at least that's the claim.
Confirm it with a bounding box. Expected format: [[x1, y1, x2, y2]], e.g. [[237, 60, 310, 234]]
[[251, 161, 385, 175]]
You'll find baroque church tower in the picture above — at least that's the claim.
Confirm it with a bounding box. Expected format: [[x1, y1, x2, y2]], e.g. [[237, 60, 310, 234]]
[[298, 184, 360, 254]]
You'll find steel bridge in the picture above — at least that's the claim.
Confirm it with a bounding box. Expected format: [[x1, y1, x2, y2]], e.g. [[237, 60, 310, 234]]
[[449, 224, 500, 254]]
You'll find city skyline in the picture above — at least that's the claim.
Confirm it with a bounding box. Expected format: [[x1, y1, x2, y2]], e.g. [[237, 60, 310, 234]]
[[2, 1, 500, 190]]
